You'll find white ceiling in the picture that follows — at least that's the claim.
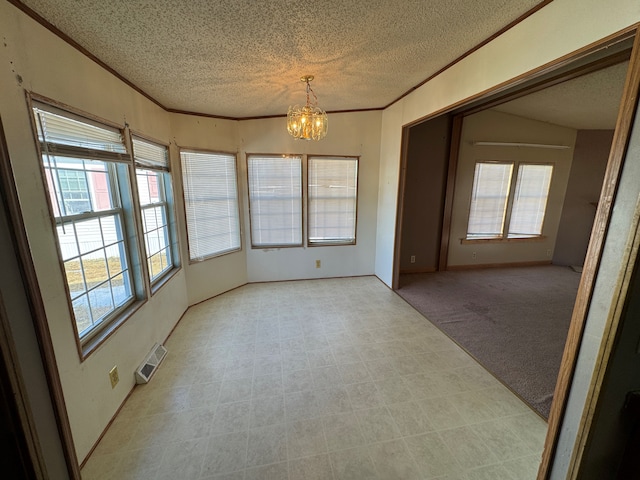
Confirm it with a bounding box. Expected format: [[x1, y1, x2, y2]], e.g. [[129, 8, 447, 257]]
[[493, 61, 628, 130], [18, 0, 544, 118]]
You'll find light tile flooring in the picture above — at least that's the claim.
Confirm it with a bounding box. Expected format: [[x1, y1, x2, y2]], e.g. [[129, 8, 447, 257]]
[[82, 276, 547, 480]]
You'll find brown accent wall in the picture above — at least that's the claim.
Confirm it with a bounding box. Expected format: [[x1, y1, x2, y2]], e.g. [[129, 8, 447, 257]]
[[399, 115, 451, 272], [553, 130, 614, 267]]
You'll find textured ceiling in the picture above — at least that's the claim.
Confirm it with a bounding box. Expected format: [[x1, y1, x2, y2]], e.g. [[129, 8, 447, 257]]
[[18, 0, 544, 118], [493, 62, 628, 130]]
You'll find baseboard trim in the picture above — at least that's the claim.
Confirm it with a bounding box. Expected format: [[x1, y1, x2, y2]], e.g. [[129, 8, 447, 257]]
[[399, 267, 437, 274], [446, 260, 552, 271]]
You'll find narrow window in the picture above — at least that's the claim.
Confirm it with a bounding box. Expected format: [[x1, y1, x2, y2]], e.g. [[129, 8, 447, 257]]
[[308, 156, 358, 245], [247, 155, 303, 247], [33, 103, 136, 342], [508, 164, 554, 238], [180, 150, 241, 261], [466, 162, 513, 239], [132, 137, 178, 284]]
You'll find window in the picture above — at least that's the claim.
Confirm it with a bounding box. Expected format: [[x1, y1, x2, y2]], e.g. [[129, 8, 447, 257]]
[[467, 162, 513, 239], [466, 161, 553, 240], [308, 156, 358, 245], [180, 150, 241, 261], [132, 137, 178, 284], [247, 155, 303, 247], [33, 103, 137, 342], [508, 164, 554, 237]]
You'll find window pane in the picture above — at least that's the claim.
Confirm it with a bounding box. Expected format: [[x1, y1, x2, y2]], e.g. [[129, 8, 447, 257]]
[[180, 150, 241, 260], [467, 162, 513, 239], [308, 156, 358, 245], [247, 155, 302, 247], [43, 157, 113, 217], [136, 169, 163, 205], [508, 164, 553, 237], [132, 136, 176, 285], [64, 258, 86, 299]]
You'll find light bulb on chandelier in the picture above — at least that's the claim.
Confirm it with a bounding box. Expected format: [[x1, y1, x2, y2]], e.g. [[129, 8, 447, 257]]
[[287, 75, 328, 141]]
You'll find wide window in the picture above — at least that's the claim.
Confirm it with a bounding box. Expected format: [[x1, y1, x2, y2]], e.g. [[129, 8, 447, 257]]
[[308, 156, 358, 245], [247, 155, 303, 247], [466, 161, 553, 240], [180, 150, 241, 261], [33, 103, 137, 342], [132, 137, 178, 284]]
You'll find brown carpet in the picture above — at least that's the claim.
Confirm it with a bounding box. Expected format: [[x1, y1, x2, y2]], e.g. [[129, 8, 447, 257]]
[[397, 265, 581, 418]]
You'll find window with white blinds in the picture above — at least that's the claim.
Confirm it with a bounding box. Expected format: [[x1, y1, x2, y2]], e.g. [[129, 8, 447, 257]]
[[508, 164, 553, 238], [132, 137, 177, 284], [467, 162, 513, 239], [180, 150, 241, 261], [308, 156, 358, 245], [466, 161, 554, 240], [32, 103, 136, 343], [247, 155, 302, 247]]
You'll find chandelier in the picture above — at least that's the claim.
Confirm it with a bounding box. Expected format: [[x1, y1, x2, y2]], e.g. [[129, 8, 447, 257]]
[[287, 75, 328, 141]]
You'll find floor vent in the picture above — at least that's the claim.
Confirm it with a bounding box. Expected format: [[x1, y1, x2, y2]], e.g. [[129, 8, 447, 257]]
[[135, 343, 167, 384]]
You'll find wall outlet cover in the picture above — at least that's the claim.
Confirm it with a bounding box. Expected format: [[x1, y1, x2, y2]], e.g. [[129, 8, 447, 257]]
[[109, 366, 119, 389]]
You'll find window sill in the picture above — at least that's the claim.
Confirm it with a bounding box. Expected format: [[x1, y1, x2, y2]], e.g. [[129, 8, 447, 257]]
[[461, 235, 547, 245], [150, 265, 182, 296], [308, 240, 356, 247], [79, 298, 146, 361], [188, 246, 242, 264]]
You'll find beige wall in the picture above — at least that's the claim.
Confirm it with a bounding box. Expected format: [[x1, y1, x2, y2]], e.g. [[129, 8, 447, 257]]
[[375, 0, 640, 285], [239, 113, 381, 282], [169, 114, 249, 305], [0, 1, 381, 463], [447, 110, 576, 267], [0, 2, 191, 461], [2, 0, 640, 474], [399, 115, 451, 272], [553, 129, 614, 267], [372, 1, 640, 477]]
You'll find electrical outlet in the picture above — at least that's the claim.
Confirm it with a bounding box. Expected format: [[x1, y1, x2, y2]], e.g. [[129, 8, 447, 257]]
[[472, 251, 477, 259], [410, 255, 416, 264], [109, 366, 119, 389], [315, 260, 321, 268]]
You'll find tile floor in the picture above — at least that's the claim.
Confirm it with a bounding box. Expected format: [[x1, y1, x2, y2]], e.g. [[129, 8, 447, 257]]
[[81, 276, 547, 480]]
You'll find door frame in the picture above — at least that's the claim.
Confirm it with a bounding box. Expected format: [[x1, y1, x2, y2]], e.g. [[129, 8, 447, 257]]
[[390, 24, 640, 480], [0, 115, 81, 478]]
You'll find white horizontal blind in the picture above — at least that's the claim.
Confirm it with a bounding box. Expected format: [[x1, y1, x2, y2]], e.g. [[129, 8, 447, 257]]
[[308, 156, 358, 245], [508, 164, 553, 237], [247, 155, 302, 247], [180, 150, 241, 260], [132, 137, 169, 171], [467, 162, 513, 239], [33, 105, 126, 154]]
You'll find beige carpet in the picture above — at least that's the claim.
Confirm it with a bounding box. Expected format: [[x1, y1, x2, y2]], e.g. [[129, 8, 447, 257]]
[[397, 265, 581, 418]]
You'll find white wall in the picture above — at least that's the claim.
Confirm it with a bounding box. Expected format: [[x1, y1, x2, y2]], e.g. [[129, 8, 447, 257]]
[[239, 113, 381, 282], [374, 0, 640, 286], [0, 2, 189, 462], [448, 110, 576, 267]]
